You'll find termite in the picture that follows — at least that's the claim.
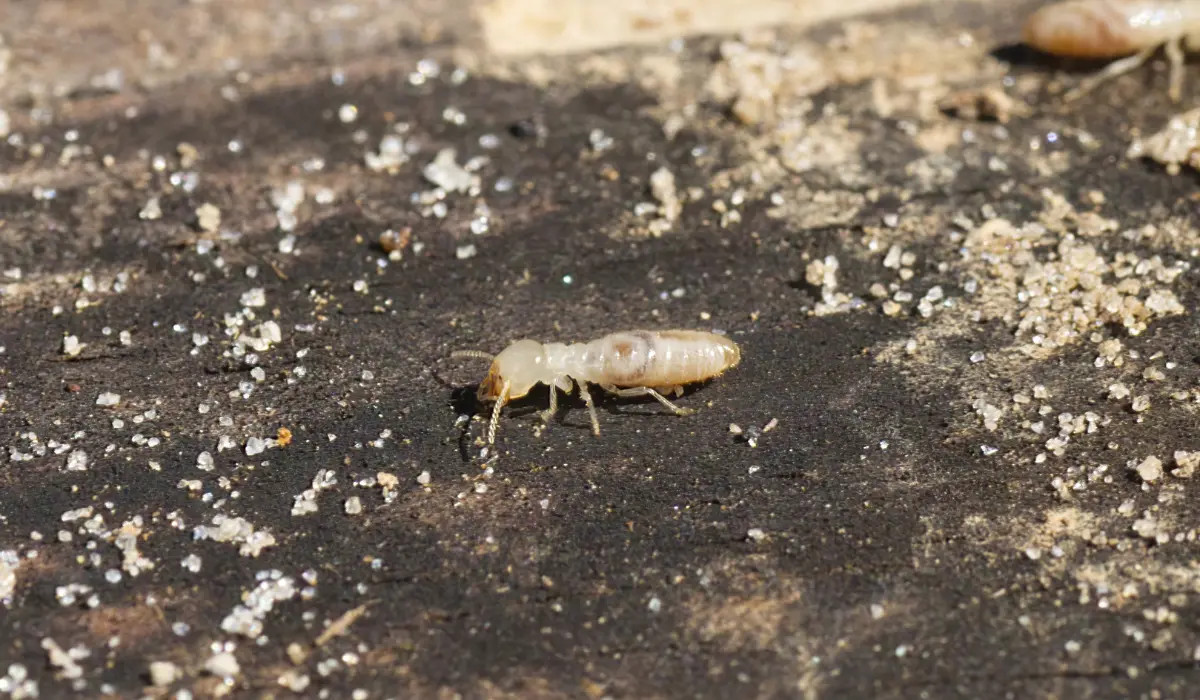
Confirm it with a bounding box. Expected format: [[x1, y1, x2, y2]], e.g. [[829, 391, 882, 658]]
[[452, 330, 742, 445], [1022, 0, 1200, 102]]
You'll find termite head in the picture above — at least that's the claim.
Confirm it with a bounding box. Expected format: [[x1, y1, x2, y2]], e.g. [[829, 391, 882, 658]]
[[1023, 2, 1141, 59], [476, 339, 547, 402]]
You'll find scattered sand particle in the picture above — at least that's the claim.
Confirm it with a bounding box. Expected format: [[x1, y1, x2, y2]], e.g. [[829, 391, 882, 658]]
[[196, 203, 221, 233]]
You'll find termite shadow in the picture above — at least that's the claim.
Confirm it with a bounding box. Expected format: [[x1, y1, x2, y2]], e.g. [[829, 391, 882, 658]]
[[992, 41, 1050, 68], [448, 382, 720, 460], [991, 40, 1179, 76]]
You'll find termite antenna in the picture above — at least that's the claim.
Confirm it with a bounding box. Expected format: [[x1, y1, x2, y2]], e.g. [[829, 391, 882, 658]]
[[432, 350, 494, 390], [487, 380, 511, 445], [450, 350, 495, 362]]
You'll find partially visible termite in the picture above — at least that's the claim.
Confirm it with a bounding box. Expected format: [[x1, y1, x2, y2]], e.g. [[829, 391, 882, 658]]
[[1022, 0, 1200, 102], [452, 330, 742, 445]]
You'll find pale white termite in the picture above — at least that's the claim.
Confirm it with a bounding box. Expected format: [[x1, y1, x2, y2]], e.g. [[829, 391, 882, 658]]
[[1023, 0, 1200, 101], [452, 330, 742, 445]]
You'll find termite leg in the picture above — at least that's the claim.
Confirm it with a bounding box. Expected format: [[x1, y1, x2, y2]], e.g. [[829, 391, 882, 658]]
[[576, 380, 601, 436], [1165, 36, 1185, 102], [487, 380, 511, 445], [541, 382, 560, 425], [1063, 44, 1158, 102], [601, 385, 696, 416]]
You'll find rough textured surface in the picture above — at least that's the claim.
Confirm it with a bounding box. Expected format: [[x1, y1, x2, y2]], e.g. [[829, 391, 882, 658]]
[[4, 1, 1200, 699]]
